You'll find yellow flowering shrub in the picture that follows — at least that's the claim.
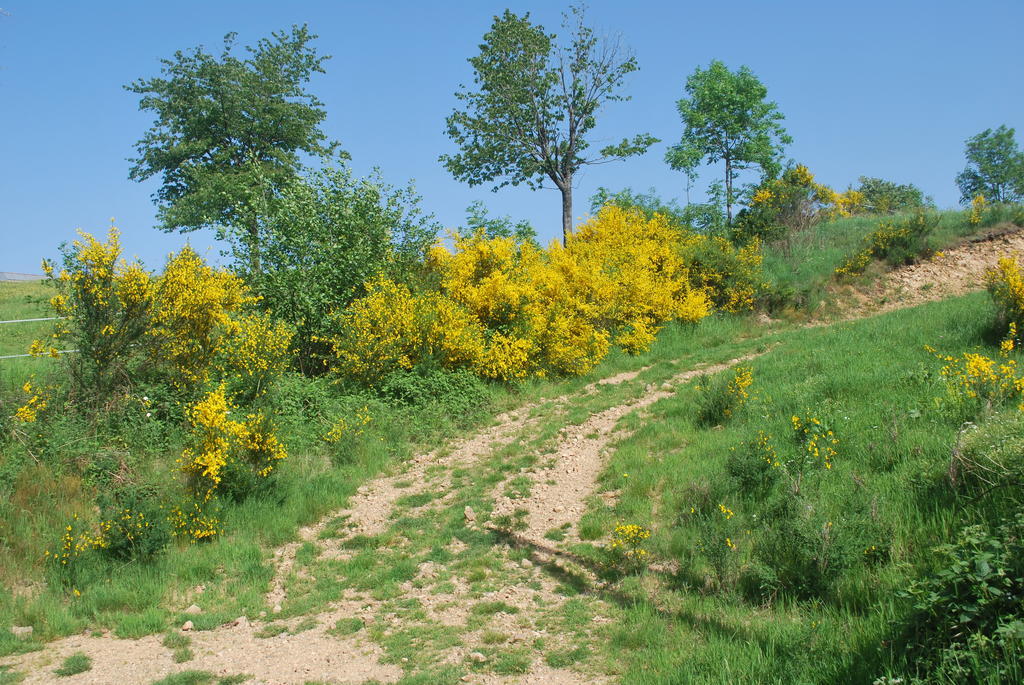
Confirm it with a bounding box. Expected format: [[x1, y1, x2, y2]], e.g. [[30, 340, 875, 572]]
[[330, 206, 713, 384], [568, 206, 710, 346], [696, 366, 755, 425], [725, 366, 754, 418], [13, 378, 48, 423], [418, 292, 487, 370], [169, 501, 222, 542], [323, 405, 372, 444], [606, 523, 651, 572], [149, 247, 256, 388], [42, 227, 154, 396], [680, 235, 765, 313], [791, 414, 838, 470], [986, 256, 1024, 342], [927, 345, 1024, 412], [178, 384, 288, 509], [214, 312, 294, 397], [325, 275, 422, 384], [970, 193, 988, 225], [836, 212, 937, 276], [741, 164, 860, 242]]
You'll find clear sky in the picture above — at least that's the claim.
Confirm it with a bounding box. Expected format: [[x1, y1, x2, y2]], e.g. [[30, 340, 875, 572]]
[[1, 0, 1022, 273]]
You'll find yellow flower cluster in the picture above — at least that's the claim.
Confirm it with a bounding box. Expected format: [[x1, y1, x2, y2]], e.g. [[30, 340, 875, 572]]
[[970, 194, 988, 225], [179, 384, 288, 503], [752, 430, 780, 467], [98, 508, 152, 544], [323, 406, 373, 444], [791, 414, 838, 470], [681, 236, 765, 313], [214, 312, 294, 395], [42, 228, 155, 394], [835, 220, 914, 277], [724, 366, 754, 418], [750, 164, 864, 223], [44, 514, 105, 567], [330, 206, 712, 384], [927, 345, 1024, 409], [14, 378, 48, 423], [986, 256, 1024, 344], [27, 338, 60, 359], [565, 206, 711, 351], [607, 523, 651, 562], [169, 501, 221, 542], [149, 247, 257, 388], [718, 503, 735, 520]]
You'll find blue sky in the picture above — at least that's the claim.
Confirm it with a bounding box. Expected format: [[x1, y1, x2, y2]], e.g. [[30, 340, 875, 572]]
[[1, 0, 1022, 273]]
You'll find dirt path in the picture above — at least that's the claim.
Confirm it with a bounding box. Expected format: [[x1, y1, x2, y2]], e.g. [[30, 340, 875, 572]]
[[491, 352, 763, 549], [2, 359, 678, 685]]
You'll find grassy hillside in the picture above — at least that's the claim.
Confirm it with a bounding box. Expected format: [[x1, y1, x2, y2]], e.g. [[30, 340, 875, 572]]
[[3, 211, 1024, 683], [761, 205, 1024, 314], [571, 291, 1013, 683]]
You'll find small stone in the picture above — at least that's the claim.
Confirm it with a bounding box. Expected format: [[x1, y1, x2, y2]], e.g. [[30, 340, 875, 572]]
[[461, 676, 474, 683], [463, 506, 476, 523], [401, 657, 409, 663], [272, 604, 282, 614], [10, 625, 32, 638], [553, 506, 564, 513], [184, 604, 202, 615], [468, 651, 487, 663], [661, 383, 673, 391], [231, 616, 249, 628], [181, 620, 194, 632], [259, 611, 267, 618], [520, 558, 533, 569]]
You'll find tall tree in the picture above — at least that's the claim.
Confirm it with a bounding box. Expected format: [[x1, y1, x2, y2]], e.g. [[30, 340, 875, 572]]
[[126, 25, 340, 271], [955, 126, 1024, 205], [666, 60, 791, 225], [441, 6, 656, 245]]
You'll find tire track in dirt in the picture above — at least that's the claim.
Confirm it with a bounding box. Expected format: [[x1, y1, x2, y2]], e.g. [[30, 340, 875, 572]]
[[266, 366, 655, 611], [0, 359, 738, 685], [491, 352, 764, 549]]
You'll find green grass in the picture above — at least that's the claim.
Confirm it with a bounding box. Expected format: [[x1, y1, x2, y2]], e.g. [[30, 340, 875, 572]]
[[149, 672, 249, 685], [761, 207, 1022, 314], [53, 652, 91, 677], [567, 290, 1019, 683], [5, 237, 1023, 682]]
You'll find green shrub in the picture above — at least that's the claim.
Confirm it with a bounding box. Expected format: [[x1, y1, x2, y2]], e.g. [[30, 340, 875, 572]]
[[726, 432, 782, 497], [694, 367, 753, 427], [376, 367, 490, 417], [750, 492, 852, 600], [54, 652, 91, 677], [836, 211, 939, 276], [895, 512, 1024, 683], [96, 485, 170, 562]]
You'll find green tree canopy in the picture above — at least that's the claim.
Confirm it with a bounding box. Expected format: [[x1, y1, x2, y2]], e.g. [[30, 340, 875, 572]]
[[233, 166, 439, 369], [441, 6, 656, 244], [955, 126, 1024, 205], [126, 25, 340, 268], [464, 201, 537, 244], [665, 60, 791, 225], [855, 176, 932, 214]]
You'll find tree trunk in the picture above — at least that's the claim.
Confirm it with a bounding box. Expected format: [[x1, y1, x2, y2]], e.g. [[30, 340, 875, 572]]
[[725, 155, 733, 226], [561, 181, 573, 246]]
